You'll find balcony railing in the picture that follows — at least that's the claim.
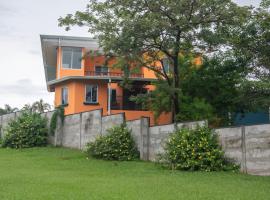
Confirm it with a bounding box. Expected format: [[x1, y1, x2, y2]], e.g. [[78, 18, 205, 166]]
[[85, 71, 144, 78]]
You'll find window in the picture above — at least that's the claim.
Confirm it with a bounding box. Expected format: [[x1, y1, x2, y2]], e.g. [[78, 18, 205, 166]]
[[62, 47, 82, 69], [85, 85, 98, 103], [95, 66, 108, 76], [162, 58, 170, 74], [61, 87, 68, 105], [111, 89, 117, 104]]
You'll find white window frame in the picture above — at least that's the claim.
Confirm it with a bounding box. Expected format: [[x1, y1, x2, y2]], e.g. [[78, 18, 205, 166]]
[[61, 47, 83, 70], [85, 85, 99, 103], [61, 87, 68, 105]]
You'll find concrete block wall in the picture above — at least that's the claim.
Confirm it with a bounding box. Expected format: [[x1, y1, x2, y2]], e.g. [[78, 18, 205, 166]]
[[101, 113, 125, 135], [215, 127, 244, 169], [245, 124, 270, 176], [148, 121, 207, 161], [216, 124, 270, 176], [127, 117, 150, 160], [0, 109, 269, 176], [0, 112, 21, 138], [80, 110, 102, 148], [53, 110, 125, 150]]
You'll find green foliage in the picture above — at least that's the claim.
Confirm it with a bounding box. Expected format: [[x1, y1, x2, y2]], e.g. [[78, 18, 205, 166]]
[[176, 97, 214, 122], [1, 112, 48, 149], [86, 124, 139, 161], [31, 99, 51, 113], [59, 0, 250, 121], [49, 106, 65, 135], [22, 99, 51, 113], [0, 104, 18, 116], [161, 126, 239, 171]]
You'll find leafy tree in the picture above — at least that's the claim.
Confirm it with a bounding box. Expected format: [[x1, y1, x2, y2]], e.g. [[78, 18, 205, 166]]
[[226, 2, 270, 80], [59, 0, 250, 122]]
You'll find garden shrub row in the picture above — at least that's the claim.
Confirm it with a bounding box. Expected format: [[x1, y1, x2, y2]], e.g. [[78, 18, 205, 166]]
[[0, 111, 238, 172]]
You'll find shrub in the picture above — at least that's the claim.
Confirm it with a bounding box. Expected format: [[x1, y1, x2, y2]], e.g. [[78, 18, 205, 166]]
[[161, 126, 239, 171], [2, 112, 48, 149], [86, 124, 139, 161], [49, 106, 65, 135]]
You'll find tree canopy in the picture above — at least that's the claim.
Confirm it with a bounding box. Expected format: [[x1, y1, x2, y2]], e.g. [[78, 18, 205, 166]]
[[59, 0, 269, 124]]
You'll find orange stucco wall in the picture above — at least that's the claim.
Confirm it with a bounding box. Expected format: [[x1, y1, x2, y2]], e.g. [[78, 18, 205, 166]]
[[54, 48, 201, 125], [54, 80, 109, 115], [54, 80, 172, 125]]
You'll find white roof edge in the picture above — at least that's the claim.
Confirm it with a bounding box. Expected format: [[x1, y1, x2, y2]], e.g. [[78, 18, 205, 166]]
[[47, 76, 157, 87], [40, 34, 98, 42]]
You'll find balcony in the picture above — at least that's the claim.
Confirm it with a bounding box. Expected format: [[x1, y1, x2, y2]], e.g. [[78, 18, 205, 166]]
[[110, 96, 145, 111], [84, 71, 144, 78]]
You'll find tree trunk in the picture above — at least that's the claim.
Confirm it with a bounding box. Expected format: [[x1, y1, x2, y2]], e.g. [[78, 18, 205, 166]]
[[172, 54, 180, 123]]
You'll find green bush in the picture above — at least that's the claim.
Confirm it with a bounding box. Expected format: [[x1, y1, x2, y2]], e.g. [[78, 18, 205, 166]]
[[2, 112, 48, 149], [86, 124, 139, 161], [161, 126, 239, 171]]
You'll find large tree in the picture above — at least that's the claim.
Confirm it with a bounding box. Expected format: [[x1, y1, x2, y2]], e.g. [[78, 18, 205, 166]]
[[59, 0, 250, 122]]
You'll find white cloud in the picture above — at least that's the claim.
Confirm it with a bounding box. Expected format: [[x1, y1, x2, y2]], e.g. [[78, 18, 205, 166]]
[[0, 0, 89, 109]]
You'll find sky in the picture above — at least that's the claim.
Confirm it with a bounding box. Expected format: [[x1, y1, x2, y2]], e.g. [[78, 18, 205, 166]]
[[0, 0, 262, 109]]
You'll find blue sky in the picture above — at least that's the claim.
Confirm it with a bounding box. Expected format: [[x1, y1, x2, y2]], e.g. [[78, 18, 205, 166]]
[[0, 0, 262, 109]]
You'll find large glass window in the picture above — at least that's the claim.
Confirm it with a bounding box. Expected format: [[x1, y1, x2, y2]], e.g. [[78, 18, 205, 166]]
[[85, 85, 98, 103], [62, 47, 82, 69], [61, 87, 68, 105]]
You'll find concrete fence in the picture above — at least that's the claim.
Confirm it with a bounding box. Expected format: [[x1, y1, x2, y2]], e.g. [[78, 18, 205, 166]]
[[216, 124, 270, 176], [0, 110, 269, 176]]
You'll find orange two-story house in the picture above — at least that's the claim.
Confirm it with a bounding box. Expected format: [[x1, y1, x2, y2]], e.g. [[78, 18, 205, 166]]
[[40, 35, 172, 125]]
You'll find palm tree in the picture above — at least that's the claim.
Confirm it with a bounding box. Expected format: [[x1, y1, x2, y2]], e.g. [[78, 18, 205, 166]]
[[32, 99, 51, 113], [22, 104, 33, 113], [0, 104, 19, 115]]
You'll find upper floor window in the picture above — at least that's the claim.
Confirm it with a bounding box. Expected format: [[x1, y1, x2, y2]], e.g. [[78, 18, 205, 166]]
[[61, 87, 68, 105], [85, 85, 98, 103], [62, 47, 82, 69]]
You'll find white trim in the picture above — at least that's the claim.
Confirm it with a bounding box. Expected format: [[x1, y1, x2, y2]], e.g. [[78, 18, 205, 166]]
[[85, 84, 99, 103], [108, 79, 112, 115]]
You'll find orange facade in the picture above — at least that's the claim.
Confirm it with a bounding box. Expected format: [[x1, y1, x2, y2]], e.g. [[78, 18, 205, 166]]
[[53, 47, 172, 126]]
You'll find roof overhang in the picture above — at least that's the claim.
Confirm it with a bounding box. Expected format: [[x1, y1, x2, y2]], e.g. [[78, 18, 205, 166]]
[[40, 35, 101, 90], [47, 76, 157, 92]]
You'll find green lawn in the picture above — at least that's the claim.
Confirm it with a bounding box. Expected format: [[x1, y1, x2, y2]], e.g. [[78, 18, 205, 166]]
[[0, 147, 269, 200]]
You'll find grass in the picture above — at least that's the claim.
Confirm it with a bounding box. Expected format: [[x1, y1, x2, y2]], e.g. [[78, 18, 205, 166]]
[[0, 147, 269, 200]]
